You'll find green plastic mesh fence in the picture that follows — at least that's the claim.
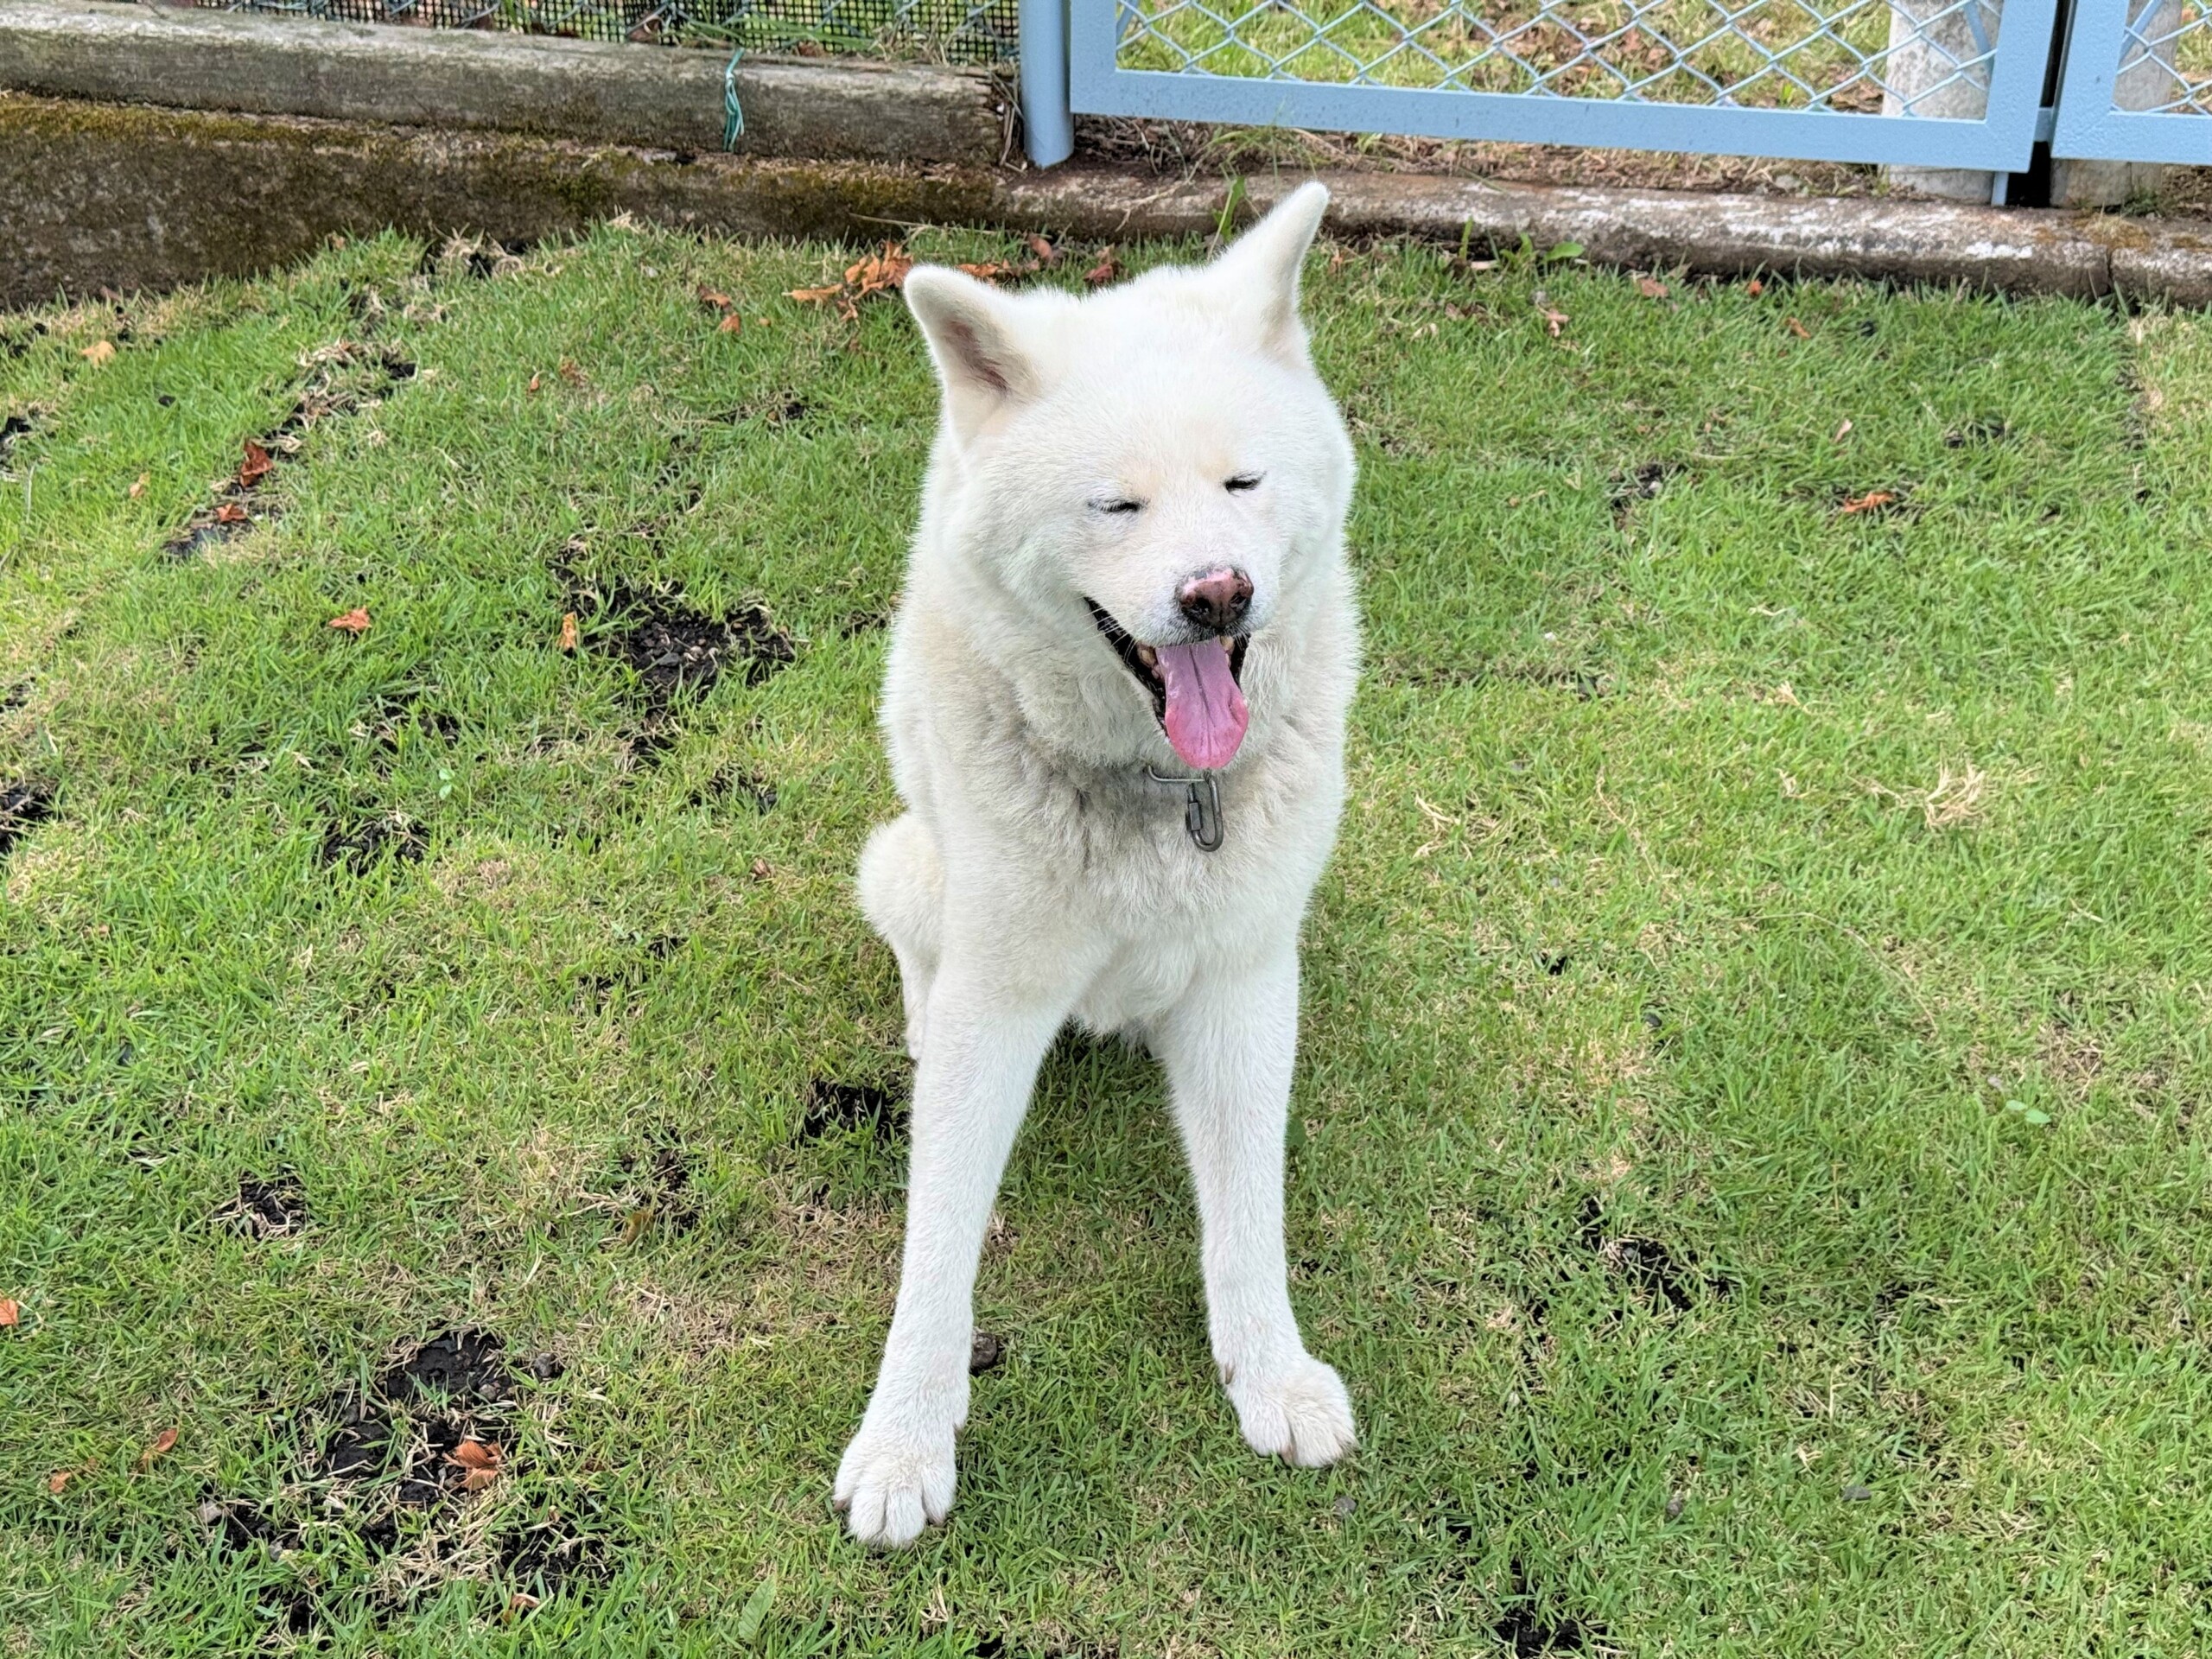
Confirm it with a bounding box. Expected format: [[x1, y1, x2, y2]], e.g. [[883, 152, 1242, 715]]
[[181, 0, 1016, 61]]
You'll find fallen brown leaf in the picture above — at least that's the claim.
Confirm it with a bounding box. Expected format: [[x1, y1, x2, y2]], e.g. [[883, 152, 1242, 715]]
[[327, 607, 371, 634], [696, 286, 734, 311], [1537, 304, 1570, 337], [79, 340, 116, 366], [213, 502, 250, 524], [449, 1438, 503, 1492], [1785, 316, 1811, 340], [957, 261, 1025, 284], [527, 372, 542, 394], [0, 1299, 17, 1326], [1746, 278, 1765, 296], [750, 857, 772, 880], [48, 1469, 73, 1494], [1084, 249, 1120, 286], [785, 285, 844, 305], [129, 474, 149, 499], [557, 612, 579, 652], [1027, 234, 1058, 264], [717, 314, 744, 334], [1636, 275, 1669, 299], [557, 359, 585, 387], [1839, 490, 1896, 514], [238, 439, 274, 489], [1833, 418, 1854, 442], [139, 1427, 177, 1468], [844, 243, 914, 300]]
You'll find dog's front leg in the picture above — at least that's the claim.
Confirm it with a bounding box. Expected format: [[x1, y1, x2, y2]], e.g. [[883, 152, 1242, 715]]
[[1158, 945, 1357, 1468], [835, 963, 1071, 1547]]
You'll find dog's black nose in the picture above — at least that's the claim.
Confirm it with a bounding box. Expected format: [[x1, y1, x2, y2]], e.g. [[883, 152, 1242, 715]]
[[1178, 567, 1253, 634]]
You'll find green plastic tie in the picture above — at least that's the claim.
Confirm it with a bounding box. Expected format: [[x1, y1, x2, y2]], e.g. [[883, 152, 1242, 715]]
[[723, 46, 745, 150]]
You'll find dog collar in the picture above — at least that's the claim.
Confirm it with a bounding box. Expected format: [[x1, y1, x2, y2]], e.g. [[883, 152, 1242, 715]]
[[1146, 769, 1224, 853]]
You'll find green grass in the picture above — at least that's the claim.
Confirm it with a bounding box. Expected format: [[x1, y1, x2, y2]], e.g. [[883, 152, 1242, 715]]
[[3, 223, 2212, 1658]]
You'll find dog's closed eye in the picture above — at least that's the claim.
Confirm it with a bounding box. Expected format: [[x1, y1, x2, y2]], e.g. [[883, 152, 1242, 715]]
[[1225, 474, 1264, 493], [1092, 497, 1144, 516]]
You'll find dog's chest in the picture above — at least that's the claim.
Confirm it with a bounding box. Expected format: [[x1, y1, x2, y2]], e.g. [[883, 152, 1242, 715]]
[[1071, 931, 1209, 1036]]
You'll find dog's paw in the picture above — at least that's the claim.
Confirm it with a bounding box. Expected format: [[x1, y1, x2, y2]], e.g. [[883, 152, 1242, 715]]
[[1225, 1352, 1357, 1468], [833, 1414, 957, 1548]]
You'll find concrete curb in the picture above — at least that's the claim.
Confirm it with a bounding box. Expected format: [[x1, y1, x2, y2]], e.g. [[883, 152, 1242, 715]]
[[0, 0, 1007, 163], [1011, 170, 2212, 306], [3, 95, 2208, 308]]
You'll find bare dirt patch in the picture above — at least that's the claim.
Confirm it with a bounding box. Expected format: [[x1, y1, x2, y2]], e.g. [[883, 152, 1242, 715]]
[[1492, 1560, 1602, 1656], [611, 597, 794, 701], [163, 341, 416, 562], [1, 409, 43, 467], [321, 812, 429, 874], [686, 766, 779, 813], [201, 1328, 604, 1635], [0, 779, 57, 861], [219, 1171, 309, 1239], [1609, 460, 1677, 527], [1577, 1195, 1732, 1311], [556, 559, 798, 763], [800, 1077, 906, 1145]]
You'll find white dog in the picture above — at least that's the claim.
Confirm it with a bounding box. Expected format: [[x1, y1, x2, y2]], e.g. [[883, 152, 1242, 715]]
[[835, 182, 1361, 1547]]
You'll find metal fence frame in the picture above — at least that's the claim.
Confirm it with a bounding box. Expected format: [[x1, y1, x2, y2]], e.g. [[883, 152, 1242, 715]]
[[1059, 0, 2061, 168], [2050, 0, 2212, 160]]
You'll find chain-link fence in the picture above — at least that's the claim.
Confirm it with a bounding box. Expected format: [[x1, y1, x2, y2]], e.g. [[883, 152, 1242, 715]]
[[181, 0, 1016, 60], [2050, 0, 2209, 160], [2110, 0, 2209, 115], [1110, 0, 2003, 114]]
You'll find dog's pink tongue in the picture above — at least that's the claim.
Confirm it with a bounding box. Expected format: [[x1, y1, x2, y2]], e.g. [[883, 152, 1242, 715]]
[[1157, 640, 1249, 771]]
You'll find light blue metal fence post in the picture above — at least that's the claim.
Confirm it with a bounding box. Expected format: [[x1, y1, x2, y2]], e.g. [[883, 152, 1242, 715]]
[[2051, 0, 2212, 162], [1020, 0, 1075, 165]]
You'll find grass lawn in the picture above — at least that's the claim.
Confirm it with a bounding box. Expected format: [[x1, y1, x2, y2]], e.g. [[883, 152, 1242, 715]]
[[3, 221, 2211, 1658]]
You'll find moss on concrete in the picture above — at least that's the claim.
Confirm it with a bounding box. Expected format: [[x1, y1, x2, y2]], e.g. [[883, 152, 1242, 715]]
[[6, 93, 2207, 308], [0, 93, 996, 303]]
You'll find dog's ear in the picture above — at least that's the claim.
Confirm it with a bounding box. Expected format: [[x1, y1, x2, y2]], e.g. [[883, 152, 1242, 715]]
[[1207, 180, 1330, 365], [905, 267, 1041, 443]]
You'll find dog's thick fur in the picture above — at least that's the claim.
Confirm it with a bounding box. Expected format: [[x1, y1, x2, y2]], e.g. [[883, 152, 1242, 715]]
[[836, 183, 1361, 1547]]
